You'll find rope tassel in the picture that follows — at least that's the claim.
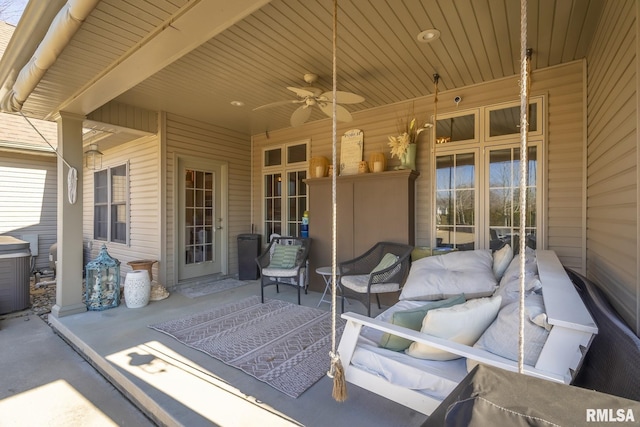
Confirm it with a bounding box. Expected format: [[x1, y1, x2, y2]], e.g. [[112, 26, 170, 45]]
[[329, 351, 347, 402]]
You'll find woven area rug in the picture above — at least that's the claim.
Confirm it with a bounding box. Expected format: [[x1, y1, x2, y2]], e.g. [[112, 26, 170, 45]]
[[175, 277, 250, 298], [149, 296, 345, 398]]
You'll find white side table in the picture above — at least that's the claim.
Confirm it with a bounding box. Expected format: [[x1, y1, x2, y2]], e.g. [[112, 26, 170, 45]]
[[315, 266, 347, 307]]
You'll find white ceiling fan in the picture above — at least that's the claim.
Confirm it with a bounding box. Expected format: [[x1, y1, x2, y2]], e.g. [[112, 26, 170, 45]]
[[253, 73, 365, 127]]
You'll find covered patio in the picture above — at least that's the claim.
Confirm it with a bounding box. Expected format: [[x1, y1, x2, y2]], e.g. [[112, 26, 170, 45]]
[[48, 281, 425, 426]]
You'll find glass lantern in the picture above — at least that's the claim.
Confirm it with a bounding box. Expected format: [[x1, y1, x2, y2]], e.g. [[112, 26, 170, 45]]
[[85, 244, 121, 310]]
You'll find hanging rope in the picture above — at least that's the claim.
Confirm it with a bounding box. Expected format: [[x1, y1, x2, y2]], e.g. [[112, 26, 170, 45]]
[[327, 0, 347, 402], [517, 0, 530, 374], [19, 111, 78, 205], [431, 74, 439, 248]]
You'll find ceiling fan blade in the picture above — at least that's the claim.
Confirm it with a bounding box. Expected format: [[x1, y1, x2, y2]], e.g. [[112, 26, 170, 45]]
[[291, 105, 312, 127], [287, 86, 317, 98], [318, 102, 353, 122], [320, 90, 365, 104], [253, 99, 302, 111]]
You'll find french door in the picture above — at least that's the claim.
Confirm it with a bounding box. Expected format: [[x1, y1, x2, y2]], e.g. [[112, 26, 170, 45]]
[[435, 143, 540, 252], [178, 158, 227, 280]]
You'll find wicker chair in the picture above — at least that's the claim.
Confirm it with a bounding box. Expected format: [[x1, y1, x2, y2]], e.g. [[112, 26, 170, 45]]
[[339, 241, 413, 316], [256, 236, 311, 305]]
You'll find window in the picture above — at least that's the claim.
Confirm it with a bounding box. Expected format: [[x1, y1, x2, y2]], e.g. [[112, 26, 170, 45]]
[[263, 141, 308, 239], [434, 98, 544, 252], [94, 163, 129, 244]]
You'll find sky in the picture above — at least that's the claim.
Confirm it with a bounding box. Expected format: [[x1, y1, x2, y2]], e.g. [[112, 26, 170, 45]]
[[1, 0, 29, 26]]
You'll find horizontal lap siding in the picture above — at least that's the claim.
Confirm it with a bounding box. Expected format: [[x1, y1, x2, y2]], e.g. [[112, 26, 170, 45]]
[[0, 152, 57, 270], [252, 62, 586, 271], [586, 0, 639, 333], [165, 113, 251, 286], [83, 136, 161, 283]]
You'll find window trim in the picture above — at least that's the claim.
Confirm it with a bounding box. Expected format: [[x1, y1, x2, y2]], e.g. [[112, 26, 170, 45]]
[[431, 96, 546, 251], [484, 96, 544, 142], [93, 162, 130, 245]]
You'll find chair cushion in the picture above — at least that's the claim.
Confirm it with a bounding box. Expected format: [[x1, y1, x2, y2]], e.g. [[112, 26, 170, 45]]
[[405, 295, 502, 361], [379, 294, 466, 351], [262, 266, 300, 278], [341, 274, 400, 293], [371, 253, 399, 273], [399, 250, 497, 301], [269, 244, 300, 268]]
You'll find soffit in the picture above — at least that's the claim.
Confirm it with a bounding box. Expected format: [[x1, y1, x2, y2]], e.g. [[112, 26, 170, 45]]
[[16, 0, 604, 136]]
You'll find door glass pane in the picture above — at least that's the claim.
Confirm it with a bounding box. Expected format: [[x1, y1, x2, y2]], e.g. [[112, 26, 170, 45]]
[[488, 147, 537, 253], [286, 170, 307, 237], [436, 152, 476, 250], [264, 173, 282, 238], [185, 168, 214, 265]]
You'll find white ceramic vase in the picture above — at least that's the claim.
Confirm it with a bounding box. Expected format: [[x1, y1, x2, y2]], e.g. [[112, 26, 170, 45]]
[[124, 270, 151, 308]]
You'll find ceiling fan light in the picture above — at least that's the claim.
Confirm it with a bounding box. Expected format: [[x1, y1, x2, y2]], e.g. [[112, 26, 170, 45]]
[[417, 29, 440, 43]]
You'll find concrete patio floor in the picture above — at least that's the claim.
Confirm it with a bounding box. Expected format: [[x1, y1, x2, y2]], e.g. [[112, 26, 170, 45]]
[[43, 280, 427, 426]]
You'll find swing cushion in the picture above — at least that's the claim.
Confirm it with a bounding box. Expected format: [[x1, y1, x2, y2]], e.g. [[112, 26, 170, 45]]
[[406, 296, 502, 360], [492, 244, 513, 280], [400, 250, 498, 301], [467, 293, 550, 371], [379, 294, 466, 351]]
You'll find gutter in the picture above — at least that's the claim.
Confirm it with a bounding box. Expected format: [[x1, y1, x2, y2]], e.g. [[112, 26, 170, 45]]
[[0, 0, 99, 113]]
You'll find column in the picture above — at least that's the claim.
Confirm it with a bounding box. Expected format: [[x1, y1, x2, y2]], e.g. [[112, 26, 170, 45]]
[[50, 112, 87, 318]]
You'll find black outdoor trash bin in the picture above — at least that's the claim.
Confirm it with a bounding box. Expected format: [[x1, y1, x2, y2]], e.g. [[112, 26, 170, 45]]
[[238, 234, 261, 280]]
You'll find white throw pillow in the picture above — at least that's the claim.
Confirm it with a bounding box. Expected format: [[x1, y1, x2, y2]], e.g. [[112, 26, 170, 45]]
[[492, 244, 513, 280], [399, 249, 498, 301], [405, 295, 502, 360], [467, 293, 550, 372]]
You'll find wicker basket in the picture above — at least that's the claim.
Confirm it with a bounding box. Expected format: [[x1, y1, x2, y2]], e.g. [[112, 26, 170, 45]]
[[310, 156, 329, 178], [368, 152, 387, 173]]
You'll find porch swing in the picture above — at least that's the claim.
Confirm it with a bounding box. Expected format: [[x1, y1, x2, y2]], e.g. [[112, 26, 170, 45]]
[[325, 0, 599, 419]]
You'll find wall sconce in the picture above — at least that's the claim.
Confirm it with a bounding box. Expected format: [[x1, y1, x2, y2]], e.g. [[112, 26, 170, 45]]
[[84, 143, 103, 170]]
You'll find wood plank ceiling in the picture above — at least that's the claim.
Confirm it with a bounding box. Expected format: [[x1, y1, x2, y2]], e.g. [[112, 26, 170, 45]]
[[17, 0, 604, 136]]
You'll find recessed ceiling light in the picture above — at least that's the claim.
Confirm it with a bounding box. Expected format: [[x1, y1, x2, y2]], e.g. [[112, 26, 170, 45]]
[[417, 29, 440, 43], [230, 100, 245, 107]]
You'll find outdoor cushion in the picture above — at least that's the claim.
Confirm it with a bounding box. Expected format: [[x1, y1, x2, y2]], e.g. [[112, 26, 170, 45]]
[[406, 296, 502, 360], [379, 294, 466, 351], [340, 275, 400, 293], [371, 252, 399, 273], [467, 293, 550, 371], [269, 244, 300, 269], [400, 250, 497, 301], [492, 243, 513, 280]]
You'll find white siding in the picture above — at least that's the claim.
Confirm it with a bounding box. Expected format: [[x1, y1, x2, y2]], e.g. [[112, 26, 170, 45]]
[[252, 61, 586, 271], [164, 113, 251, 286], [586, 0, 639, 334], [0, 151, 57, 270]]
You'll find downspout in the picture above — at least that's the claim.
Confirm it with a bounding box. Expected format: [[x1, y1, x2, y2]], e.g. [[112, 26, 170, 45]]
[[0, 0, 100, 112]]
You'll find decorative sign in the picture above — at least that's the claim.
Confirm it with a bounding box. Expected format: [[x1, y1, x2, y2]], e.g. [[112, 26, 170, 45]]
[[339, 129, 363, 175]]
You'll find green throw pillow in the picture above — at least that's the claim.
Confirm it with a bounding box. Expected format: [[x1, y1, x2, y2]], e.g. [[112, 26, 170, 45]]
[[269, 244, 300, 268], [379, 294, 467, 351], [411, 247, 435, 262], [371, 253, 399, 273]]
